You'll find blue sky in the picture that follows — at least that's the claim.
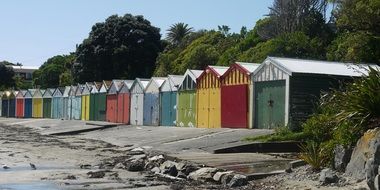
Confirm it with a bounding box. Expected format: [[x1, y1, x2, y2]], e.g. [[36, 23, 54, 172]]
[[0, 0, 273, 67]]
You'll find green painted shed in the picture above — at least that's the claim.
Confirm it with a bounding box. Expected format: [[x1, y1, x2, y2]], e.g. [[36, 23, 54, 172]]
[[176, 69, 203, 127], [42, 88, 55, 118], [252, 57, 377, 130]]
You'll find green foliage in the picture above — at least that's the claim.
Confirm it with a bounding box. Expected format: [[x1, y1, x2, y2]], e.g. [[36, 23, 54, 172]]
[[0, 63, 15, 90], [327, 31, 380, 63], [33, 54, 74, 88], [244, 126, 306, 142], [299, 141, 329, 171], [75, 14, 163, 82], [166, 23, 194, 45]]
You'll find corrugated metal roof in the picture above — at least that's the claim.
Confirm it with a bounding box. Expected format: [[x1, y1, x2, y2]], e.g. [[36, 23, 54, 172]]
[[236, 62, 261, 73], [266, 57, 379, 77], [151, 77, 166, 88], [209, 66, 229, 76]]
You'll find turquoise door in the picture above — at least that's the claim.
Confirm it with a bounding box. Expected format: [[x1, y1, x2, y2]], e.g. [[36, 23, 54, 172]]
[[255, 80, 286, 129], [160, 92, 177, 126]]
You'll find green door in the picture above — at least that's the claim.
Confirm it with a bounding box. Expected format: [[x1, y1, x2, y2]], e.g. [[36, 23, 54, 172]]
[[43, 98, 52, 118], [90, 94, 96, 121], [255, 80, 286, 129]]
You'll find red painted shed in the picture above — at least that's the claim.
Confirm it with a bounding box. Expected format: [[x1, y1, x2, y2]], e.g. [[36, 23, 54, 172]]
[[117, 80, 133, 124], [16, 90, 26, 118], [220, 62, 260, 128]]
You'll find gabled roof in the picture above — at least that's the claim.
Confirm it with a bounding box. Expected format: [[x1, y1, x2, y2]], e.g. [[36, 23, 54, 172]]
[[32, 89, 43, 98], [108, 79, 124, 94], [119, 80, 134, 93], [255, 57, 379, 77], [1, 91, 12, 98], [16, 90, 27, 98], [178, 69, 203, 90], [52, 87, 64, 97], [43, 88, 54, 98], [145, 77, 166, 93], [91, 82, 102, 93], [62, 86, 71, 97], [197, 65, 229, 81], [222, 62, 260, 80], [69, 86, 77, 96], [75, 84, 85, 96], [130, 78, 150, 93], [161, 75, 184, 92]]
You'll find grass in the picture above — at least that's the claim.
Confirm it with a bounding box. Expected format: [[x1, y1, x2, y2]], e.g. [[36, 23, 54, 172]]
[[244, 126, 307, 142]]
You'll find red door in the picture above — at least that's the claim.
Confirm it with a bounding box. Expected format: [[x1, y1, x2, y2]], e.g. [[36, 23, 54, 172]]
[[221, 84, 248, 128], [106, 94, 117, 122], [16, 99, 24, 118], [117, 93, 130, 124]]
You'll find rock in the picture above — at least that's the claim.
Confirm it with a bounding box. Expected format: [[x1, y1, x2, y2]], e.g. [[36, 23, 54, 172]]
[[366, 158, 379, 190], [288, 160, 307, 169], [126, 160, 144, 172], [221, 174, 234, 187], [182, 163, 199, 175], [319, 168, 338, 184], [160, 160, 177, 171], [131, 147, 144, 152], [151, 167, 161, 173], [176, 171, 187, 179], [163, 165, 178, 177], [114, 162, 125, 169], [228, 174, 248, 187], [128, 154, 147, 162], [64, 175, 77, 180], [188, 167, 218, 181], [213, 171, 233, 182], [374, 174, 380, 190], [148, 155, 164, 162], [346, 128, 380, 181], [87, 171, 106, 178], [334, 145, 353, 172], [285, 167, 292, 173]]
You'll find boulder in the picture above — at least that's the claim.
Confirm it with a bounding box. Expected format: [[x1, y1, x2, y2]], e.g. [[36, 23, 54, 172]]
[[188, 167, 218, 181], [128, 154, 146, 162], [375, 174, 380, 190], [228, 174, 248, 187], [221, 173, 234, 186], [213, 171, 233, 182], [148, 155, 164, 162], [346, 128, 380, 189], [114, 162, 126, 169], [163, 165, 178, 177], [87, 170, 106, 178], [319, 168, 338, 184], [334, 145, 353, 172], [151, 167, 161, 174], [126, 160, 144, 172]]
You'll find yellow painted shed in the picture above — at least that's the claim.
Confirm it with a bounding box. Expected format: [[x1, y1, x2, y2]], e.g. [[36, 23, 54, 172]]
[[32, 89, 43, 118], [196, 66, 228, 128]]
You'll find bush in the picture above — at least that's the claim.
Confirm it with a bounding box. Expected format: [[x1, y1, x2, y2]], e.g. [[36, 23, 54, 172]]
[[299, 141, 329, 171]]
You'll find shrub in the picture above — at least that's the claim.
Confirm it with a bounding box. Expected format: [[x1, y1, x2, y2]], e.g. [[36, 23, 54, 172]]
[[299, 141, 329, 171]]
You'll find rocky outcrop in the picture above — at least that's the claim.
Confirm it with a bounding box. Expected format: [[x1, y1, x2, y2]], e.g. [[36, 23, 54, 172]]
[[346, 128, 380, 190], [333, 145, 352, 172]]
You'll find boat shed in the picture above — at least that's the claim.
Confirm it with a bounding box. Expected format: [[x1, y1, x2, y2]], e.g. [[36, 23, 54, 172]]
[[32, 89, 43, 118], [160, 75, 184, 126], [0, 91, 3, 117], [252, 57, 376, 129], [130, 78, 149, 126], [52, 87, 65, 119], [92, 81, 111, 121], [143, 77, 166, 126], [196, 66, 228, 128], [177, 69, 203, 127], [16, 90, 27, 118], [116, 80, 134, 124], [81, 83, 92, 121], [24, 90, 33, 118], [72, 85, 83, 120], [89, 82, 102, 121], [1, 91, 10, 117], [62, 86, 71, 120], [106, 80, 124, 123], [42, 88, 54, 118], [221, 62, 260, 129]]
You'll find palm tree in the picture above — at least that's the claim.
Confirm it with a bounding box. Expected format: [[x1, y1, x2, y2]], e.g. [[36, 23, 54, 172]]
[[166, 23, 194, 45]]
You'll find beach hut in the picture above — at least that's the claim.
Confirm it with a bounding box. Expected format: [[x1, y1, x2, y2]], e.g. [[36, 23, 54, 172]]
[[42, 88, 54, 118], [32, 89, 43, 118], [89, 82, 102, 121], [81, 83, 92, 121], [177, 70, 202, 127], [252, 57, 376, 129], [62, 86, 71, 120], [24, 90, 33, 118], [196, 66, 228, 128], [71, 85, 82, 120], [0, 91, 3, 117], [8, 91, 16, 118], [106, 80, 123, 123], [220, 62, 260, 129], [130, 78, 149, 126], [116, 80, 134, 124], [91, 81, 110, 121], [16, 90, 27, 118], [52, 87, 64, 119], [1, 91, 10, 117], [160, 75, 184, 126], [143, 77, 166, 126]]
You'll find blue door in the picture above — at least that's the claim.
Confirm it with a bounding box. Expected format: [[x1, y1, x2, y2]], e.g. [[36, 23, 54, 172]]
[[24, 99, 33, 118], [9, 99, 16, 117], [143, 93, 160, 126], [2, 100, 8, 117]]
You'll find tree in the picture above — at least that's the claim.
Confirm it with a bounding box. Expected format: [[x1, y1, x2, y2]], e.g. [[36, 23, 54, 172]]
[[33, 54, 75, 88], [74, 14, 163, 82], [0, 63, 15, 90], [166, 23, 194, 45]]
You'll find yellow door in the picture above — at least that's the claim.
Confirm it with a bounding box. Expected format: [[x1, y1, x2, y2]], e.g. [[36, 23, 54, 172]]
[[81, 95, 90, 121], [196, 89, 209, 128], [33, 98, 43, 118], [209, 88, 221, 128]]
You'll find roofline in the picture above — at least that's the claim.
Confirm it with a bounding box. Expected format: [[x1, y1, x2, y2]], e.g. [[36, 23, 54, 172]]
[[197, 66, 225, 82], [252, 57, 293, 77], [221, 63, 251, 80]]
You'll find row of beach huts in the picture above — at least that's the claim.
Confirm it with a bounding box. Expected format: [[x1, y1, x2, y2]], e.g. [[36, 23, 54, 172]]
[[0, 57, 376, 129]]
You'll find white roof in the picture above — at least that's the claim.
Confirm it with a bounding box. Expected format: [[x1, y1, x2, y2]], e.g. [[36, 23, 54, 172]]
[[236, 62, 261, 73], [262, 57, 379, 77], [209, 66, 229, 76]]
